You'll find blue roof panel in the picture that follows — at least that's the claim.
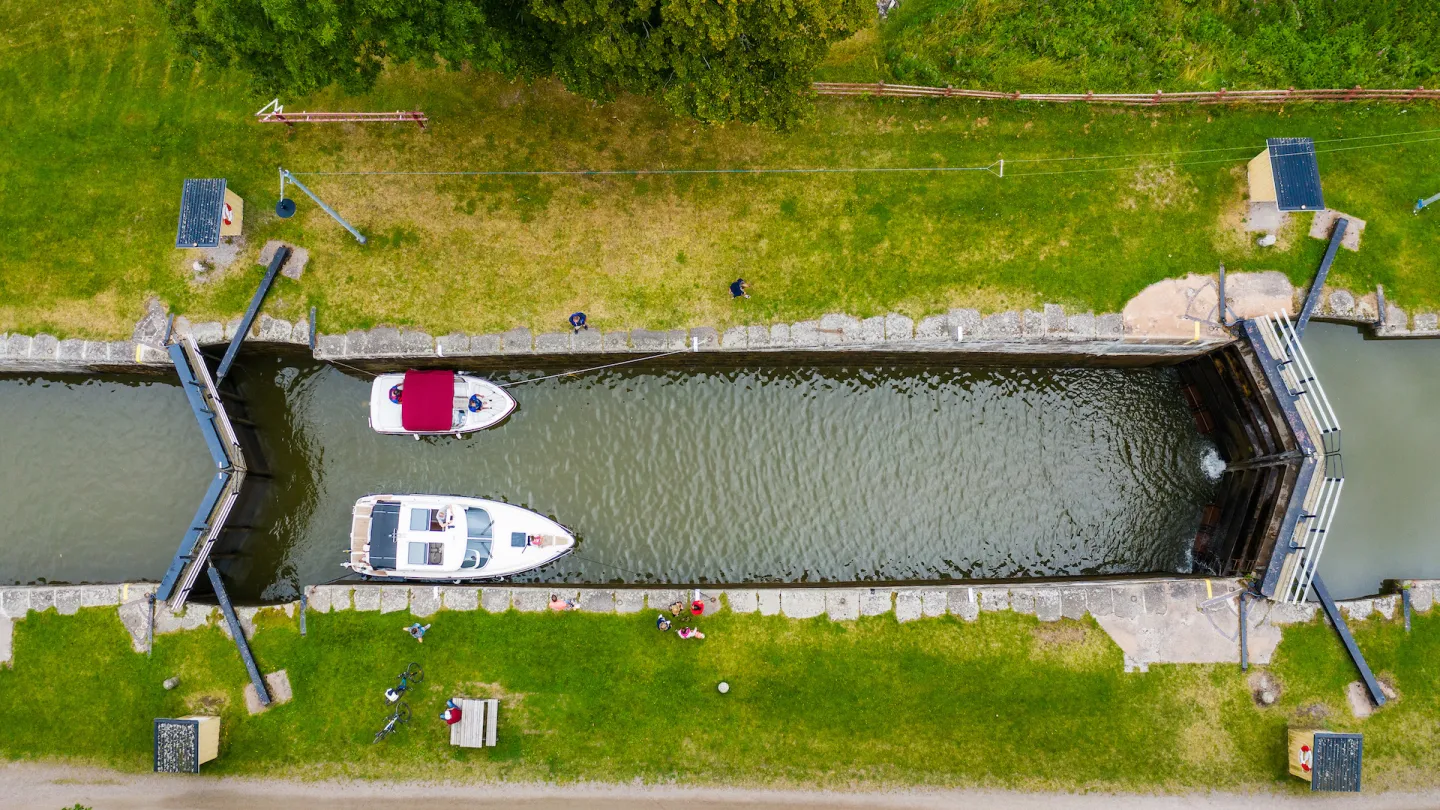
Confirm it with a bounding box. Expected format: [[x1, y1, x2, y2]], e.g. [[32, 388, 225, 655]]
[[1267, 138, 1325, 211], [175, 178, 227, 248]]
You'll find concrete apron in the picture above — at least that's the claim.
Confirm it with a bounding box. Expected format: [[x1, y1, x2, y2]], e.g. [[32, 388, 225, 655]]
[[7, 271, 1439, 376], [3, 579, 1434, 673]]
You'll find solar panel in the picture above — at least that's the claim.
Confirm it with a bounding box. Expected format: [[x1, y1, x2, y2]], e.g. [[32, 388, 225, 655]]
[[175, 178, 227, 248], [1267, 138, 1325, 212]]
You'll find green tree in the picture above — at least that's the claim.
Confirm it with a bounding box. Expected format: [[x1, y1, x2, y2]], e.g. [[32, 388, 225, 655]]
[[159, 0, 871, 126]]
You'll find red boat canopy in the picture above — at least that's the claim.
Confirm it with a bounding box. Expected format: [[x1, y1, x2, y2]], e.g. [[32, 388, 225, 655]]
[[400, 370, 455, 432]]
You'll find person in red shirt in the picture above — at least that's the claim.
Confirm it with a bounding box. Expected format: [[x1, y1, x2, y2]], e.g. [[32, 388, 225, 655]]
[[441, 698, 463, 725]]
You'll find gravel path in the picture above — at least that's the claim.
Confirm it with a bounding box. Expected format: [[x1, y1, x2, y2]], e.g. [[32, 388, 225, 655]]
[[3, 762, 1435, 810]]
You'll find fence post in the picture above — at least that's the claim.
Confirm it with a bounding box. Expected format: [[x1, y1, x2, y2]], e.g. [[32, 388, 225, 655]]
[[1344, 85, 1362, 101], [875, 81, 885, 97], [1085, 90, 1094, 101], [1285, 86, 1295, 102], [1404, 86, 1423, 102], [1215, 88, 1225, 103], [1011, 91, 1021, 101], [1151, 89, 1163, 105], [944, 86, 953, 98]]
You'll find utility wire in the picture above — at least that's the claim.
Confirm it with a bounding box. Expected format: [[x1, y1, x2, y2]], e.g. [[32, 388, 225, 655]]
[[288, 125, 1440, 183]]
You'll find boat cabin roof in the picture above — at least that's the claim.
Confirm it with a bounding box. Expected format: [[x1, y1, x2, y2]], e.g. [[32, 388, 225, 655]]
[[400, 370, 456, 432]]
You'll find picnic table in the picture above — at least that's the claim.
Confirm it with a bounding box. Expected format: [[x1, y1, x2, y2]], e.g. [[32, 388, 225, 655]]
[[449, 698, 499, 748]]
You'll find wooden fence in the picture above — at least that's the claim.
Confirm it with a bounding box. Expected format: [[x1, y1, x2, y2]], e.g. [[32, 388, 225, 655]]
[[813, 82, 1439, 106]]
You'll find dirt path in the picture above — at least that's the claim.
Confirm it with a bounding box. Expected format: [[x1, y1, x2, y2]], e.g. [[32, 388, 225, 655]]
[[4, 763, 1437, 810]]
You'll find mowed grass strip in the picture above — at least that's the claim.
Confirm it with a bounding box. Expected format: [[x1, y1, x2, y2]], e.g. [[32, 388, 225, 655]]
[[1, 603, 1437, 790], [3, 0, 1439, 340]]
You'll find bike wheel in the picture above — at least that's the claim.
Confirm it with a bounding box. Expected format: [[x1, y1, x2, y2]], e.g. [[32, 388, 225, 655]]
[[372, 728, 387, 744], [396, 701, 413, 724], [406, 663, 424, 683]]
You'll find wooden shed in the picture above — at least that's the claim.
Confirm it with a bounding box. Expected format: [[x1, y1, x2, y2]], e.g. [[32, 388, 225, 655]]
[[1248, 138, 1325, 212]]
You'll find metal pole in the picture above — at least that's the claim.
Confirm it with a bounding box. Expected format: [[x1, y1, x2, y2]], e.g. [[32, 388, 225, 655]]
[[1403, 587, 1412, 633], [300, 591, 308, 637], [1239, 592, 1248, 671], [279, 169, 367, 244]]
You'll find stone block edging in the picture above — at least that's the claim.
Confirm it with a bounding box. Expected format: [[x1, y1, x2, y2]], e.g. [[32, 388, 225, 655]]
[[2, 579, 1436, 667]]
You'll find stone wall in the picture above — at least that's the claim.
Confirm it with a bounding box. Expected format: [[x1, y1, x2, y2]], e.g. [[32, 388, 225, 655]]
[[1311, 286, 1440, 337], [5, 579, 1434, 670]]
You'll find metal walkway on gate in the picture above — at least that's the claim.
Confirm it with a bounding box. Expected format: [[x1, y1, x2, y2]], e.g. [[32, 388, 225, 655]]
[[157, 335, 250, 610], [1244, 312, 1345, 604]]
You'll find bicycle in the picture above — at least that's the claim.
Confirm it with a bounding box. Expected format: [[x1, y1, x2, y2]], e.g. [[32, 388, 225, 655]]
[[372, 701, 412, 744], [383, 662, 424, 705]]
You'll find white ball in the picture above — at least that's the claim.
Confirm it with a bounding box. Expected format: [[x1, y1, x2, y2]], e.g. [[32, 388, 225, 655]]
[[718, 681, 730, 694]]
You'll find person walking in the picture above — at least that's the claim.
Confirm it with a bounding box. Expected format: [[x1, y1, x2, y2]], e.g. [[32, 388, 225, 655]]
[[729, 279, 750, 299], [569, 312, 588, 333]]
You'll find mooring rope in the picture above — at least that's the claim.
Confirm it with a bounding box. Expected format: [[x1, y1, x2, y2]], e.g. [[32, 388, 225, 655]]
[[497, 347, 694, 388]]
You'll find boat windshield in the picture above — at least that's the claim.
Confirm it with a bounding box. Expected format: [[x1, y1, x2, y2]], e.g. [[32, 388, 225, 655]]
[[465, 508, 493, 540]]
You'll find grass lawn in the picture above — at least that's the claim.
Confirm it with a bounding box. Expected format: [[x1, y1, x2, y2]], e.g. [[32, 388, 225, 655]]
[[3, 0, 1439, 341], [849, 0, 1440, 92], [1, 603, 1437, 790]]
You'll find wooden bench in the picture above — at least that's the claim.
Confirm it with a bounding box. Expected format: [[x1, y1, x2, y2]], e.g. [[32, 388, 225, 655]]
[[449, 698, 498, 748]]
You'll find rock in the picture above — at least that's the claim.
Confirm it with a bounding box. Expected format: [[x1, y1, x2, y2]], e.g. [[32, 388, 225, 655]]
[[948, 588, 979, 621], [1259, 689, 1276, 706], [789, 320, 820, 347], [475, 588, 506, 612], [720, 327, 748, 349], [511, 589, 549, 612], [825, 590, 861, 621], [859, 316, 885, 344], [858, 589, 893, 617], [573, 328, 603, 352], [758, 590, 781, 616], [244, 670, 294, 715], [54, 588, 81, 615], [780, 590, 825, 619], [352, 586, 382, 611], [1347, 681, 1376, 719], [409, 587, 441, 617], [884, 314, 914, 341], [746, 325, 771, 348], [534, 332, 572, 354], [379, 586, 409, 614], [723, 590, 758, 614], [1328, 290, 1356, 316], [164, 677, 181, 691], [895, 591, 922, 622], [578, 590, 616, 613], [915, 314, 950, 340], [920, 589, 947, 618], [768, 323, 790, 346], [615, 590, 646, 614]]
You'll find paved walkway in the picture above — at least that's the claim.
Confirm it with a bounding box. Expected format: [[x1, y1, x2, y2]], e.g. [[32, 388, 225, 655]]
[[2, 763, 1436, 810]]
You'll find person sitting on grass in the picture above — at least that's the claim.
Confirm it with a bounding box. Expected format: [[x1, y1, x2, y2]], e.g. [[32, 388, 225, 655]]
[[656, 614, 672, 632], [405, 622, 430, 643], [678, 626, 705, 640], [729, 278, 751, 299]]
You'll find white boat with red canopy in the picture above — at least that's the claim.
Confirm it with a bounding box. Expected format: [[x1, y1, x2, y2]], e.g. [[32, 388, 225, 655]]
[[369, 370, 515, 437], [347, 494, 576, 581]]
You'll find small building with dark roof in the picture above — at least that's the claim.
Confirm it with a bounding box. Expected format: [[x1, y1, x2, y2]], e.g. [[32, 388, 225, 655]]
[[175, 179, 244, 248], [1289, 729, 1362, 792], [1248, 138, 1325, 212]]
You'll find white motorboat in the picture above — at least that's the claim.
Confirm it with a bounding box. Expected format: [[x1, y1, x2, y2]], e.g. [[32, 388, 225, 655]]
[[347, 494, 576, 581], [369, 370, 516, 437]]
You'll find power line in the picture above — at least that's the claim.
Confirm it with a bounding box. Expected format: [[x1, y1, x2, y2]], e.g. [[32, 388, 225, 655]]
[[287, 125, 1440, 183]]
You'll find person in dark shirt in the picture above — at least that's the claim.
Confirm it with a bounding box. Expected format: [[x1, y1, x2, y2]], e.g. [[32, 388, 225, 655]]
[[729, 279, 750, 299]]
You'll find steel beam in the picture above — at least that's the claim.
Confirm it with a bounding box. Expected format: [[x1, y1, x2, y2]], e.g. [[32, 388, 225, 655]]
[[216, 246, 289, 381], [208, 564, 271, 706], [1313, 574, 1386, 707]]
